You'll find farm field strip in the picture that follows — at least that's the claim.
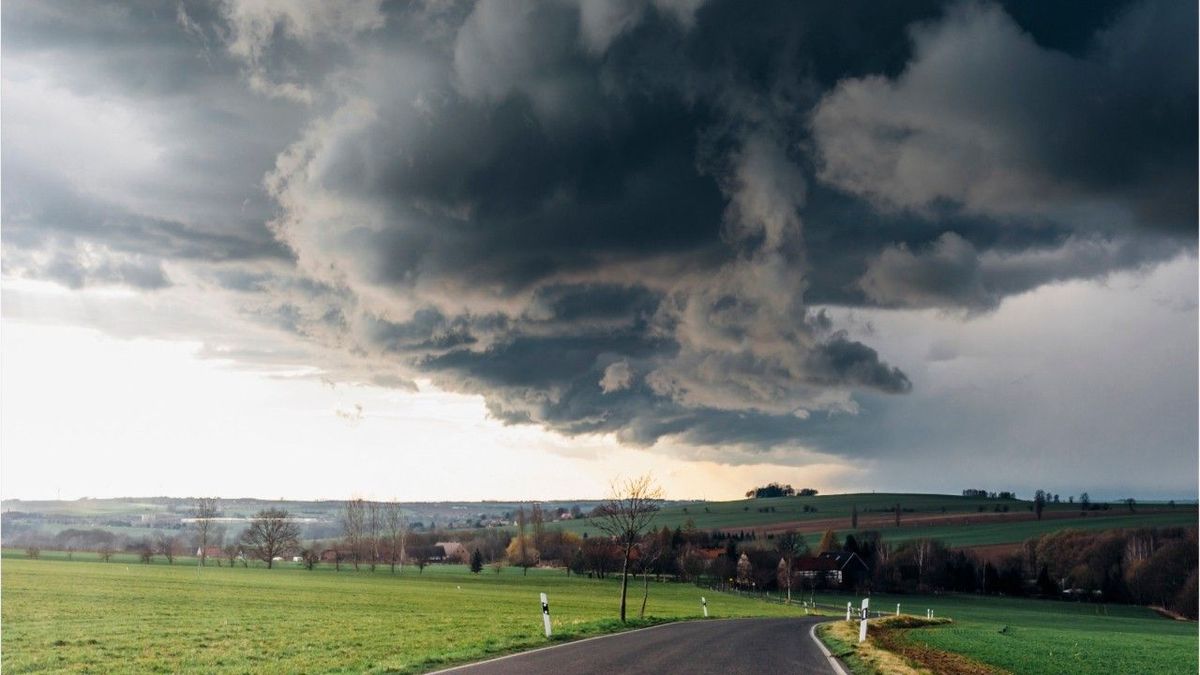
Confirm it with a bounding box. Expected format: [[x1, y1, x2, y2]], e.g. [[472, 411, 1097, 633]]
[[564, 508, 1196, 549], [548, 492, 1196, 541]]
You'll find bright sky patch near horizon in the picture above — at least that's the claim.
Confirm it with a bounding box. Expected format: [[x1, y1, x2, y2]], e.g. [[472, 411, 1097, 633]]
[[1, 0, 1196, 502]]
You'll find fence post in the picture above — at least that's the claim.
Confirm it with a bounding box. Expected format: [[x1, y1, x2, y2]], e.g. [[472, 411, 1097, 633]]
[[846, 602, 852, 621], [858, 598, 870, 643], [540, 593, 552, 638]]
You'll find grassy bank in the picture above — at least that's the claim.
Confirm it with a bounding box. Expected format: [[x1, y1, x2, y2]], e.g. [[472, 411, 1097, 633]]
[[813, 591, 1197, 675], [1, 558, 806, 673]]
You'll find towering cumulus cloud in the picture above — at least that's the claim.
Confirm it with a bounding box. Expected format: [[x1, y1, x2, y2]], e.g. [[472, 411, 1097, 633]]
[[2, 0, 1195, 463]]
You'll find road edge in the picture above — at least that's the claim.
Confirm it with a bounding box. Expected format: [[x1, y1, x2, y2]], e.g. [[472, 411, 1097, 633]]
[[424, 619, 700, 674], [809, 621, 850, 675]]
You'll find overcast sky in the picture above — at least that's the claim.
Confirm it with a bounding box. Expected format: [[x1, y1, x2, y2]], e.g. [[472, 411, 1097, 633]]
[[1, 0, 1196, 501]]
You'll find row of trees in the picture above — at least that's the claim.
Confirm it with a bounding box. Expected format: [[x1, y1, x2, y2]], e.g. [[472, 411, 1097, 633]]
[[334, 498, 408, 572], [767, 526, 1197, 619]]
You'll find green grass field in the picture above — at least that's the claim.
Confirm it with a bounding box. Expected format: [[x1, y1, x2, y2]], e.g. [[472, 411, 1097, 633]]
[[1, 557, 808, 674], [813, 591, 1198, 675], [863, 511, 1200, 548]]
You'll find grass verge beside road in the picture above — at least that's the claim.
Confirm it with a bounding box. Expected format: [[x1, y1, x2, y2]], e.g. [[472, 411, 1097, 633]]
[[814, 592, 1197, 675], [818, 616, 1000, 675]]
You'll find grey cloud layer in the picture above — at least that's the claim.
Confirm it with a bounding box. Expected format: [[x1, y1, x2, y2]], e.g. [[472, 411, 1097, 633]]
[[2, 0, 1194, 457], [812, 1, 1196, 228]]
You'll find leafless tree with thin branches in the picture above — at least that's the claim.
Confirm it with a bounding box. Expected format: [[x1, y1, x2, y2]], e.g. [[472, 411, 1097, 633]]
[[531, 502, 546, 553], [593, 474, 663, 623], [367, 500, 381, 572], [638, 530, 668, 619], [155, 532, 178, 564], [342, 498, 365, 571], [383, 500, 407, 574], [194, 497, 219, 566], [775, 530, 807, 604]]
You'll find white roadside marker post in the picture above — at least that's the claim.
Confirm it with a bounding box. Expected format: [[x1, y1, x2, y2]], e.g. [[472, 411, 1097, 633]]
[[540, 593, 552, 638], [846, 602, 852, 621], [896, 603, 900, 616], [701, 597, 708, 617], [858, 598, 870, 643]]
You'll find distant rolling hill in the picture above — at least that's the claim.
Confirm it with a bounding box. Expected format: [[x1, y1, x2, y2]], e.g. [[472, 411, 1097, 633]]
[[553, 492, 1198, 551], [4, 493, 1194, 553]]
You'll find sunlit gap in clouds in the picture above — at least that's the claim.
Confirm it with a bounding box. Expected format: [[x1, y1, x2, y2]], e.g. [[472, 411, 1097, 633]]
[[0, 312, 862, 502]]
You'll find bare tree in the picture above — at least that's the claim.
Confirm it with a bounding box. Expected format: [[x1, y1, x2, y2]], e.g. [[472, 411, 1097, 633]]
[[241, 508, 300, 569], [341, 498, 365, 571], [383, 501, 407, 574], [914, 538, 933, 586], [155, 533, 178, 564], [638, 531, 666, 619], [531, 503, 546, 553], [366, 501, 381, 572], [97, 542, 115, 562], [300, 544, 321, 570], [222, 544, 240, 567], [594, 474, 663, 622], [775, 530, 807, 604], [510, 506, 536, 575], [138, 538, 154, 564], [194, 497, 220, 566]]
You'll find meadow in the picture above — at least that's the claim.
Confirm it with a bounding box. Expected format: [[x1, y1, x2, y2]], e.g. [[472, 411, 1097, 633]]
[[813, 590, 1198, 675], [1, 557, 809, 674]]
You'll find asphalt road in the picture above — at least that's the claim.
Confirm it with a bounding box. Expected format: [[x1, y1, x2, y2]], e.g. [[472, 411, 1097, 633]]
[[431, 618, 844, 675]]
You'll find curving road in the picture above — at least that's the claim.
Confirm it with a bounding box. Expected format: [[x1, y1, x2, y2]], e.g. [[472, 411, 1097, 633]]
[[429, 618, 846, 675]]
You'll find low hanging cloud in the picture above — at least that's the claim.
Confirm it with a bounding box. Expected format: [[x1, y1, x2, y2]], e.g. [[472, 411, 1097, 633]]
[[858, 232, 1181, 311], [1, 0, 1194, 464]]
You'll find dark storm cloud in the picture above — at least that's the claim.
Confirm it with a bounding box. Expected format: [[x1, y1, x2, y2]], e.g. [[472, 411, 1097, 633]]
[[856, 231, 1184, 311], [811, 0, 1197, 234], [3, 0, 1194, 457], [1, 0, 304, 290]]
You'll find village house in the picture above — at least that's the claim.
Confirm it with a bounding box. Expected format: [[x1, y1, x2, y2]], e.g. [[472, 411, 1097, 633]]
[[435, 541, 467, 563]]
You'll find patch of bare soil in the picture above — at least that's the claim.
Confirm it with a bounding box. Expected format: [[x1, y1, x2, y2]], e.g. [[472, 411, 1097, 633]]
[[960, 543, 1021, 562], [1150, 606, 1193, 621]]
